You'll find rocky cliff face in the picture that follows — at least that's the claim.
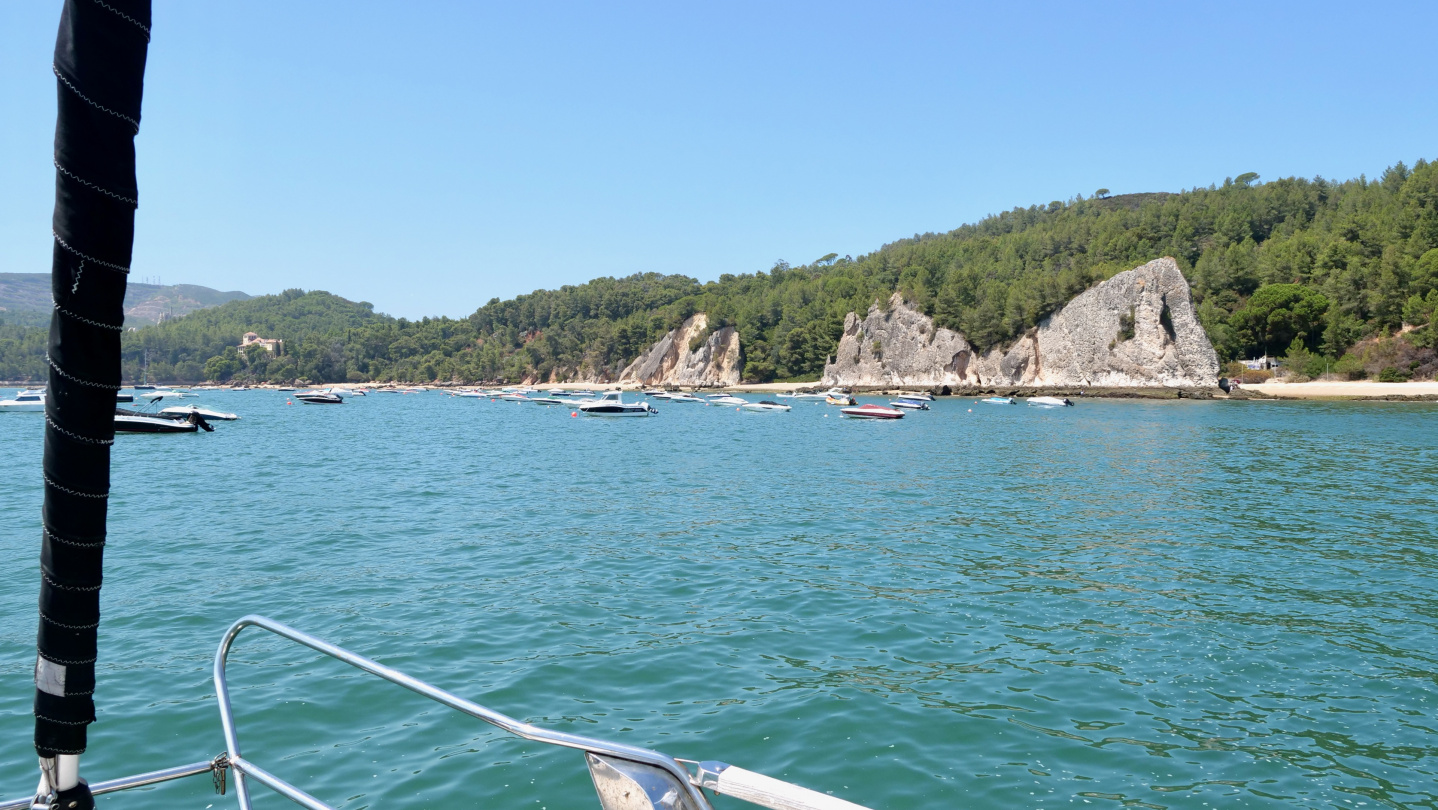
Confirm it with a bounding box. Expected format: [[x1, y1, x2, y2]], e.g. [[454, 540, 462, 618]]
[[619, 313, 742, 387], [822, 258, 1219, 388]]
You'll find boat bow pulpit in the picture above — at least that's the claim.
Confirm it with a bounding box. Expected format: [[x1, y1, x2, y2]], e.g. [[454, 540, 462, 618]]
[[5, 616, 872, 810]]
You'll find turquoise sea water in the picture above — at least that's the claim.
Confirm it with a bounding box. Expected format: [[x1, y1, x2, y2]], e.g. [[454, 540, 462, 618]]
[[2, 391, 1437, 809]]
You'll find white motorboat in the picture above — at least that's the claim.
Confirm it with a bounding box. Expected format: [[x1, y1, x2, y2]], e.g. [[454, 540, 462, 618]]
[[1027, 396, 1074, 408], [0, 389, 46, 412], [707, 394, 748, 406], [642, 388, 666, 397], [896, 391, 934, 401], [778, 391, 830, 401], [841, 403, 905, 419], [890, 398, 930, 410], [981, 396, 1016, 405], [826, 393, 857, 406], [297, 391, 344, 404], [741, 400, 791, 412], [528, 397, 564, 405], [114, 408, 212, 433], [160, 405, 240, 421], [666, 393, 705, 403], [139, 389, 197, 401], [578, 390, 657, 416], [500, 393, 529, 402]]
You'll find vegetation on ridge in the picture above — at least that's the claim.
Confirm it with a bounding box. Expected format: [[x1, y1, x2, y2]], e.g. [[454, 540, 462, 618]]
[[2, 159, 1437, 384]]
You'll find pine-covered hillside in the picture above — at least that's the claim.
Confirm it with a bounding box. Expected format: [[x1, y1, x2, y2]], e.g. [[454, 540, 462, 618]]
[[3, 160, 1436, 384]]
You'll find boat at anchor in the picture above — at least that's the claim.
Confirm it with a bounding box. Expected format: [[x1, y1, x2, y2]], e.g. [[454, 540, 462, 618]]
[[841, 403, 905, 419], [578, 390, 658, 416]]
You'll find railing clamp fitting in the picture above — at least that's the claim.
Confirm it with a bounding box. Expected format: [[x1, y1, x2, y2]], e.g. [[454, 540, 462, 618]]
[[211, 752, 231, 795]]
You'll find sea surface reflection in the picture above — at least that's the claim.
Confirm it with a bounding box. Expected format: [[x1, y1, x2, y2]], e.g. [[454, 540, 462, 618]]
[[1, 393, 1436, 808]]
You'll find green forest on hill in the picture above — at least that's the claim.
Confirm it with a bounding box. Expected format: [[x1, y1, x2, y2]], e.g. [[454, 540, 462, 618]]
[[2, 159, 1436, 384]]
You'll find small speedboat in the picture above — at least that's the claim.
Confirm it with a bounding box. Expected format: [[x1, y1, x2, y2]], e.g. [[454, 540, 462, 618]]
[[642, 389, 666, 397], [666, 393, 705, 403], [499, 393, 529, 402], [114, 408, 213, 433], [707, 394, 748, 406], [578, 390, 657, 416], [528, 397, 564, 405], [841, 403, 905, 419], [297, 392, 344, 404], [741, 400, 791, 412], [1027, 396, 1074, 408], [826, 393, 857, 406], [890, 398, 929, 410], [896, 391, 934, 401], [0, 389, 46, 412], [981, 396, 1016, 405], [140, 389, 197, 401], [160, 405, 239, 421]]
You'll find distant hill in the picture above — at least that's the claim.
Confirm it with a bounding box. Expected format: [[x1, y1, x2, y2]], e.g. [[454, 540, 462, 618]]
[[0, 273, 250, 327]]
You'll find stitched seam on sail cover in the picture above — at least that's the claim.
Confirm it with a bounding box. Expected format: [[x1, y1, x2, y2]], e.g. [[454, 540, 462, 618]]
[[36, 652, 96, 666], [54, 159, 138, 205], [35, 715, 91, 726], [53, 231, 130, 274], [52, 64, 140, 133], [45, 354, 122, 390], [44, 415, 115, 447], [53, 298, 124, 331], [43, 473, 110, 499], [40, 611, 100, 631], [43, 527, 107, 549], [42, 572, 103, 593], [90, 0, 151, 40]]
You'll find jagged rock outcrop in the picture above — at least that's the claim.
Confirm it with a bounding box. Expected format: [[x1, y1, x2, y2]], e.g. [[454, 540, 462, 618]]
[[821, 258, 1219, 388], [619, 313, 742, 387]]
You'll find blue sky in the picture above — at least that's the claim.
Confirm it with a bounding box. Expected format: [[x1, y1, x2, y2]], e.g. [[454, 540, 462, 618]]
[[2, 1, 1435, 319]]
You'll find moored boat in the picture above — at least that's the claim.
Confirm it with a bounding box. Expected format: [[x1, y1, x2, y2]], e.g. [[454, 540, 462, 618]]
[[890, 398, 930, 410], [841, 403, 905, 419], [707, 394, 748, 406], [740, 400, 791, 412], [981, 396, 1016, 405], [896, 391, 934, 401], [666, 393, 705, 403], [296, 391, 344, 404], [114, 408, 213, 433], [1027, 396, 1074, 407], [578, 390, 657, 416], [826, 393, 857, 406], [160, 405, 240, 421], [0, 389, 46, 412]]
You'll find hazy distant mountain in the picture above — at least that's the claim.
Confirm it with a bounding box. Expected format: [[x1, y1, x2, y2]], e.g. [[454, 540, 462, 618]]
[[0, 273, 250, 327]]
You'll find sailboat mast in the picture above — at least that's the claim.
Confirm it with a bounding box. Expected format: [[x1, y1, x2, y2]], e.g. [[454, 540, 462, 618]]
[[36, 0, 150, 795]]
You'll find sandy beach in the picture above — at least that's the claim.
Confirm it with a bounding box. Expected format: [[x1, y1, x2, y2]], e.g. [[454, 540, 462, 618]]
[[1244, 380, 1438, 399]]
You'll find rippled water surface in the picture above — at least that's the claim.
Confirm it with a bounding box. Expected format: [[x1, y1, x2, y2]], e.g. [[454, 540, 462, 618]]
[[2, 391, 1437, 808]]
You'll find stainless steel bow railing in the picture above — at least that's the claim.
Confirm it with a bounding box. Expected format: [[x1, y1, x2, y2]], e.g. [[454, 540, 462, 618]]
[[7, 615, 870, 810]]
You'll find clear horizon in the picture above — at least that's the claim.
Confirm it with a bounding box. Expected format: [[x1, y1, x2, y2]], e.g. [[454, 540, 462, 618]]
[[2, 1, 1436, 319]]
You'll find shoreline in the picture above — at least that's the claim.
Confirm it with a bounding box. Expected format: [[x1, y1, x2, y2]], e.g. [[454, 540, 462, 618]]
[[5, 380, 1437, 402]]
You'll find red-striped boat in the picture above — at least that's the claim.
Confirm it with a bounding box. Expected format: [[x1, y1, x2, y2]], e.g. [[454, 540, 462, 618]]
[[840, 403, 905, 419]]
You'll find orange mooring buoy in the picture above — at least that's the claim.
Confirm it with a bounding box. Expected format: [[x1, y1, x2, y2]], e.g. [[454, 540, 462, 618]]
[[571, 411, 578, 417]]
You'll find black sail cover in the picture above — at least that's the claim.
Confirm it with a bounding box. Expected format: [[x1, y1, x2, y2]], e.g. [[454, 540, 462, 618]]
[[36, 0, 149, 757]]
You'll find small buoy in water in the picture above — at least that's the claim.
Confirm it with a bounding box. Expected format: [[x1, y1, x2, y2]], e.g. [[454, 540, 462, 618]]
[[286, 400, 292, 405], [571, 412, 577, 417], [968, 408, 972, 412]]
